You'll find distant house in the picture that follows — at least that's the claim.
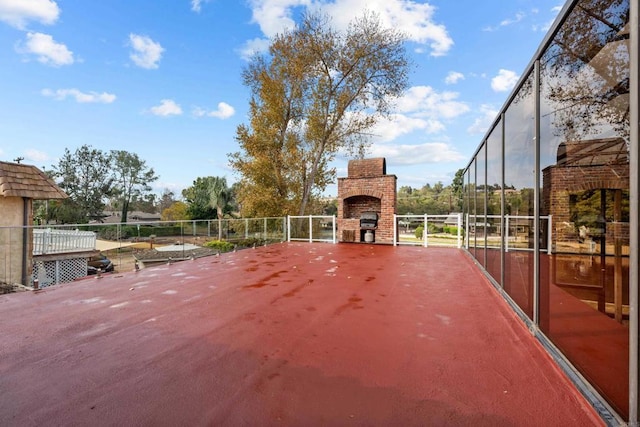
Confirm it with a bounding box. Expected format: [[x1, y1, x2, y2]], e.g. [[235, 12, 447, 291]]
[[0, 161, 67, 286], [99, 210, 162, 223], [444, 213, 462, 227]]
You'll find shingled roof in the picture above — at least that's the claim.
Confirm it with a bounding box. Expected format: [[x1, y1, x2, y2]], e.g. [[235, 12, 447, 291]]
[[0, 161, 67, 200]]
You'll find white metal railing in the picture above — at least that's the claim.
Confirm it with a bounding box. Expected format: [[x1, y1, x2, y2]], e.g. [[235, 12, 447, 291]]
[[465, 214, 553, 254], [393, 214, 462, 248], [33, 228, 97, 255], [287, 215, 336, 243]]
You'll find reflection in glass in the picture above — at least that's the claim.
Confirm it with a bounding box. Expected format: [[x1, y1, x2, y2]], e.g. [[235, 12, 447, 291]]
[[539, 0, 630, 417], [468, 160, 477, 258], [486, 122, 502, 285], [474, 145, 486, 267], [503, 72, 535, 319]]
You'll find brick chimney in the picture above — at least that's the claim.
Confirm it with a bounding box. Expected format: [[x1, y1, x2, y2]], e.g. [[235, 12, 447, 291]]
[[337, 158, 397, 244]]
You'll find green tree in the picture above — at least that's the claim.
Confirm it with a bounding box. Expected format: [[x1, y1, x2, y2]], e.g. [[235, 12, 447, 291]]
[[162, 201, 189, 221], [182, 176, 232, 220], [451, 168, 465, 212], [52, 145, 114, 222], [230, 11, 409, 216], [110, 150, 158, 223], [208, 176, 231, 220], [131, 193, 157, 213]]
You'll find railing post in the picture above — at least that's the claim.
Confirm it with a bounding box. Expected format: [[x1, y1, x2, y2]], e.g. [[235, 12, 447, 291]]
[[264, 217, 267, 240], [309, 216, 313, 243], [287, 216, 291, 242], [43, 228, 51, 254], [332, 215, 336, 244], [465, 214, 470, 250], [547, 215, 553, 255], [457, 213, 462, 248], [393, 214, 397, 246], [424, 214, 428, 247], [505, 214, 510, 253]]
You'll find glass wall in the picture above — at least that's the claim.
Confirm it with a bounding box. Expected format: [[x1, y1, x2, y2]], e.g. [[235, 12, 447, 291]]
[[503, 72, 535, 319], [467, 160, 477, 258], [462, 0, 632, 420], [486, 121, 503, 285], [474, 145, 486, 267], [539, 0, 630, 417]]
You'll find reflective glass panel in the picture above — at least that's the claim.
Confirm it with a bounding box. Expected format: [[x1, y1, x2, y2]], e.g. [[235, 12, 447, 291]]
[[475, 145, 486, 266], [468, 159, 477, 257], [486, 122, 503, 284], [503, 72, 535, 318], [539, 0, 630, 417]]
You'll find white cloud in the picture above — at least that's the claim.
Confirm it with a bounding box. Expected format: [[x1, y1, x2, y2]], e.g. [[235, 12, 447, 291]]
[[244, 0, 453, 57], [41, 88, 116, 103], [193, 102, 236, 119], [129, 33, 164, 69], [363, 84, 469, 143], [191, 0, 214, 13], [467, 104, 499, 135], [396, 85, 469, 119], [238, 37, 272, 61], [371, 114, 444, 142], [19, 32, 73, 66], [24, 149, 49, 163], [0, 0, 59, 29], [150, 99, 182, 116], [483, 11, 525, 32], [370, 141, 464, 165], [444, 71, 464, 85], [491, 69, 519, 92]]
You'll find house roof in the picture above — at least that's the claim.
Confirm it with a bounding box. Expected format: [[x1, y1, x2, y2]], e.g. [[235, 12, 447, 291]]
[[0, 161, 68, 200]]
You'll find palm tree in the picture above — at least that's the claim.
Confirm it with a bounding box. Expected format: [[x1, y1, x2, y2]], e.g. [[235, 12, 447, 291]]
[[208, 177, 230, 220]]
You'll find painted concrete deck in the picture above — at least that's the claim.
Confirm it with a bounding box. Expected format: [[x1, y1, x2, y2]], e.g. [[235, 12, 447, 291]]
[[1, 243, 603, 426]]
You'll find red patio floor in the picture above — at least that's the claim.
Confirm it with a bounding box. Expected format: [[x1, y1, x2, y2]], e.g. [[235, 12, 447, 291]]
[[0, 243, 603, 426]]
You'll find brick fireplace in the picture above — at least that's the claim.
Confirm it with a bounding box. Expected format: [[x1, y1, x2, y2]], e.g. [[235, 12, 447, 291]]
[[337, 158, 397, 244]]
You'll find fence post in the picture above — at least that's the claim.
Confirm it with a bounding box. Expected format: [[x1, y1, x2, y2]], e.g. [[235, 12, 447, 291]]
[[465, 214, 470, 250], [424, 214, 428, 247], [547, 215, 553, 255], [308, 216, 313, 243], [505, 214, 510, 253], [264, 217, 267, 240], [332, 215, 336, 244], [286, 216, 291, 242], [393, 214, 397, 246], [43, 228, 51, 254], [457, 213, 462, 248]]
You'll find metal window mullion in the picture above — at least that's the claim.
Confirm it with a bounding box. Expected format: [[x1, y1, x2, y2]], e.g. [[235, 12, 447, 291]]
[[501, 114, 506, 288], [484, 142, 488, 267], [629, 0, 639, 422], [533, 59, 541, 327]]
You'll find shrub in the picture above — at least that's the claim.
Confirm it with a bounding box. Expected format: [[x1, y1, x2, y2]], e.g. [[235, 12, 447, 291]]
[[415, 225, 424, 239], [203, 240, 235, 252]]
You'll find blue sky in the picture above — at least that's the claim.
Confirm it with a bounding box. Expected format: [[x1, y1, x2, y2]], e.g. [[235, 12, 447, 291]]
[[0, 0, 563, 197]]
